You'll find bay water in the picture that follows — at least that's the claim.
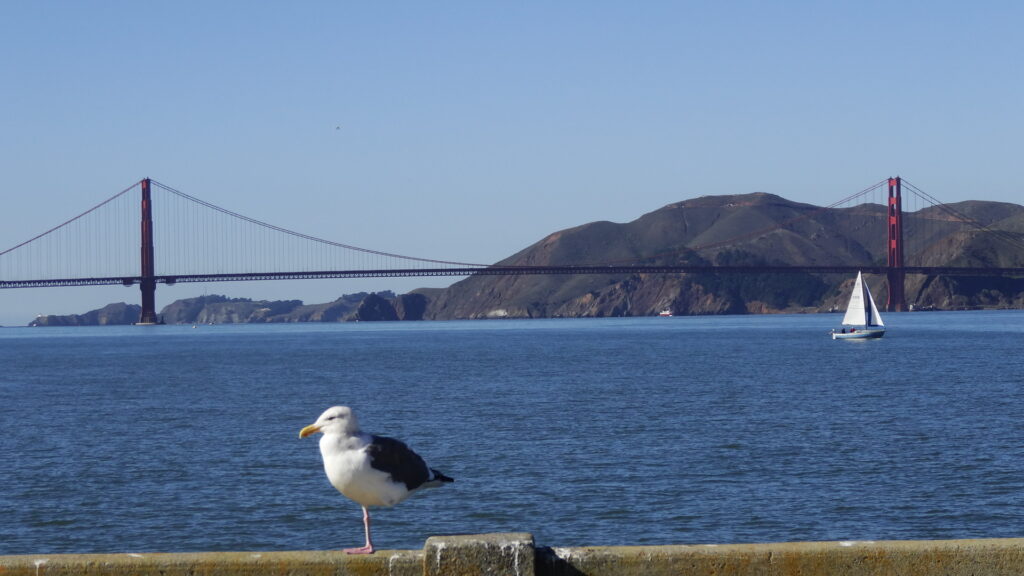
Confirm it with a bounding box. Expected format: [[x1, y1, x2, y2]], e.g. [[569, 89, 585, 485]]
[[1, 311, 1023, 554]]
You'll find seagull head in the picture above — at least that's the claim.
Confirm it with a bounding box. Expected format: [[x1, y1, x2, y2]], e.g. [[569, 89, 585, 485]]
[[299, 405, 360, 438]]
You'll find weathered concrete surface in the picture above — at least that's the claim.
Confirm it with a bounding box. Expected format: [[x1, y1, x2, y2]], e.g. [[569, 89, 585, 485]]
[[540, 538, 1024, 575], [0, 548, 423, 576], [424, 533, 534, 576], [5, 536, 1024, 576]]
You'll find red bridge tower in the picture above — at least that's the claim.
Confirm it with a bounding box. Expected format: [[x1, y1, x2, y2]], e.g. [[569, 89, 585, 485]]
[[138, 178, 159, 324], [886, 176, 907, 312]]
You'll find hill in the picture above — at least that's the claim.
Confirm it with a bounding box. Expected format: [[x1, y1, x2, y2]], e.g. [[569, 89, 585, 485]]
[[423, 193, 1024, 318]]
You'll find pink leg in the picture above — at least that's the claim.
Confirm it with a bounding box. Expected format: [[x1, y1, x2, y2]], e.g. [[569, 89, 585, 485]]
[[344, 506, 374, 554]]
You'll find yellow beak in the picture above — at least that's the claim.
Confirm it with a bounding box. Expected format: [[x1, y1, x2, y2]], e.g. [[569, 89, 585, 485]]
[[299, 424, 321, 438]]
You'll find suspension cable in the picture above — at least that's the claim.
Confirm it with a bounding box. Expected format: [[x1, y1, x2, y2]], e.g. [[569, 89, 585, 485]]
[[902, 179, 1024, 252], [0, 180, 141, 257], [149, 180, 489, 268]]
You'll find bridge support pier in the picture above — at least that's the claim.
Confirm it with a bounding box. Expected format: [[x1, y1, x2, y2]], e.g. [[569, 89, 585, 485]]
[[138, 178, 159, 325], [139, 279, 157, 325]]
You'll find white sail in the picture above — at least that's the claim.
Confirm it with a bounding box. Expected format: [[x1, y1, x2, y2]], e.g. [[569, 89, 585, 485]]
[[865, 278, 884, 327], [841, 271, 884, 327], [840, 272, 866, 325]]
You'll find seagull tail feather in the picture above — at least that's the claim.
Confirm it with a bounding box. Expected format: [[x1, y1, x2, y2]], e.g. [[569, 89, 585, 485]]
[[429, 469, 454, 484]]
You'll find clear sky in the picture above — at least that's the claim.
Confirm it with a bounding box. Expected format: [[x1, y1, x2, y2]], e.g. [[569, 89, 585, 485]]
[[2, 2, 1022, 326]]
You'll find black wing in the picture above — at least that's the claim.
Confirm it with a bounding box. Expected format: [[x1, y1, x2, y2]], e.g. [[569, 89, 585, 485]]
[[366, 435, 431, 491]]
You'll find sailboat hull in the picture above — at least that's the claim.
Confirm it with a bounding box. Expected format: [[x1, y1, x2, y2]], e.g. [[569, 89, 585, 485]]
[[831, 328, 885, 340]]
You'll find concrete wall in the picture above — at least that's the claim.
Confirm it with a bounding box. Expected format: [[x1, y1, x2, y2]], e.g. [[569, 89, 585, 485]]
[[5, 534, 1024, 576]]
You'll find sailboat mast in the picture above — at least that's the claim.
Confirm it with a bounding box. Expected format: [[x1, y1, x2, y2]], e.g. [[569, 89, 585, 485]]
[[863, 280, 873, 325]]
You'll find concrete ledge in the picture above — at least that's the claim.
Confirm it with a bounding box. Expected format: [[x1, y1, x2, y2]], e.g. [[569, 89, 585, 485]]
[[0, 549, 424, 576], [424, 533, 534, 576], [540, 538, 1024, 575], [5, 535, 1024, 575]]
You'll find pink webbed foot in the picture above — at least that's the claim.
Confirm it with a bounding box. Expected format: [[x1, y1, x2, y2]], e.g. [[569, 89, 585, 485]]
[[344, 545, 374, 555]]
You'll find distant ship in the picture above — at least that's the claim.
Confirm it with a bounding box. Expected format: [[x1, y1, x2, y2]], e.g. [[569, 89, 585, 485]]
[[658, 309, 673, 317]]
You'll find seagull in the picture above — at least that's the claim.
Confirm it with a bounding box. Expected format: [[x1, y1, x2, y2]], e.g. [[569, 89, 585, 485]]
[[299, 405, 454, 554]]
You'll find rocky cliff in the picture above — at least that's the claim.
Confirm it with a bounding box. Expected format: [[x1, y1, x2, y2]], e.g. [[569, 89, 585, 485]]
[[30, 302, 143, 326], [28, 291, 429, 326], [160, 291, 428, 324]]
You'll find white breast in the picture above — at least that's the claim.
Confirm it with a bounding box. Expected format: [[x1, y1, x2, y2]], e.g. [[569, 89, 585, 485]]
[[319, 433, 411, 507]]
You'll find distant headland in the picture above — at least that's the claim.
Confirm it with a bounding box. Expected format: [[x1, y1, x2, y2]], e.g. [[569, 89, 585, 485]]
[[28, 291, 431, 326]]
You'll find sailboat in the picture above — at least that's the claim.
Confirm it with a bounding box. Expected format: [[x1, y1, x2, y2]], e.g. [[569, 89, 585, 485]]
[[831, 271, 885, 340]]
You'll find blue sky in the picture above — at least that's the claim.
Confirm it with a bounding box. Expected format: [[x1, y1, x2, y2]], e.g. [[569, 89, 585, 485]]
[[2, 2, 1022, 325]]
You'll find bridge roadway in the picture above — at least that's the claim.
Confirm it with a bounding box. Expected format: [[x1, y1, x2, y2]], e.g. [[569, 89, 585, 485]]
[[3, 265, 1024, 289]]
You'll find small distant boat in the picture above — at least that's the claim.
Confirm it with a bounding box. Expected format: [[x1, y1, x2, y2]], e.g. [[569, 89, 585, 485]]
[[658, 309, 673, 317], [831, 271, 885, 340]]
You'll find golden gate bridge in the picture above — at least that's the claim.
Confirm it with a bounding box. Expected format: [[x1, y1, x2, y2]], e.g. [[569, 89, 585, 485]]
[[2, 177, 1023, 324]]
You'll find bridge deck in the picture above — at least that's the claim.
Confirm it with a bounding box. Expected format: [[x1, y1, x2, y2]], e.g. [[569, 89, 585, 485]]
[[4, 265, 1023, 290]]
